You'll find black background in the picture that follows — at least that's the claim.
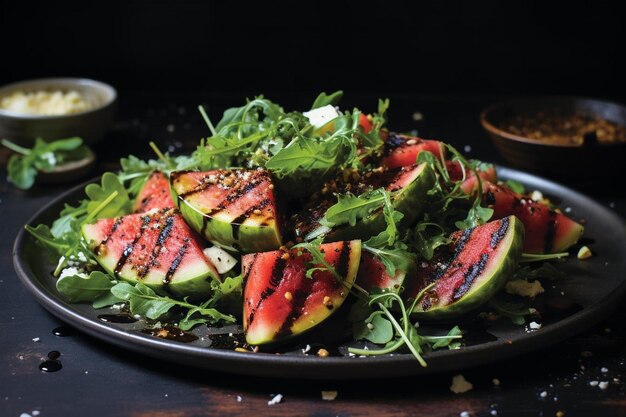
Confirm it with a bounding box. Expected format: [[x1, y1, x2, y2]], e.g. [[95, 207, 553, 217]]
[[1, 0, 624, 101]]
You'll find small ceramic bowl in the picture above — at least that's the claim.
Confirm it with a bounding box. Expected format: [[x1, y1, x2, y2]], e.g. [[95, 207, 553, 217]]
[[0, 78, 117, 146], [481, 96, 626, 181]]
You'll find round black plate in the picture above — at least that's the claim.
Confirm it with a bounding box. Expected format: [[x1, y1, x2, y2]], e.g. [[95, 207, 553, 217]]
[[12, 167, 626, 379]]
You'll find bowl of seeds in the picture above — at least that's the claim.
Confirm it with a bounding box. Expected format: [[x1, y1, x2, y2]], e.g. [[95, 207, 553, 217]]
[[481, 96, 626, 180]]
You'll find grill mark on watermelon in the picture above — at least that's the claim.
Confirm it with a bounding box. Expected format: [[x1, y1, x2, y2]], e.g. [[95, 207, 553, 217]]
[[335, 242, 351, 287], [544, 210, 557, 253], [230, 198, 272, 240], [428, 228, 474, 283], [384, 133, 406, 151], [453, 253, 490, 301], [138, 209, 177, 279], [202, 174, 266, 219], [490, 216, 510, 248], [163, 237, 190, 288], [247, 257, 287, 328], [275, 287, 312, 339], [95, 217, 125, 255], [114, 214, 152, 275]]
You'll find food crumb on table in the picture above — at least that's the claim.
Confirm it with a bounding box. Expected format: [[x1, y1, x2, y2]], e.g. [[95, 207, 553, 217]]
[[268, 394, 283, 406], [321, 390, 338, 401], [450, 374, 473, 394]]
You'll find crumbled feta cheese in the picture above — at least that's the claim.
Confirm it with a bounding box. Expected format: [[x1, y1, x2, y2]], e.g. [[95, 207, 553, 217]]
[[530, 190, 543, 202], [59, 267, 87, 279], [505, 279, 544, 298], [598, 381, 609, 390], [236, 395, 242, 402], [450, 374, 473, 394], [490, 410, 498, 416], [321, 390, 338, 401], [302, 344, 311, 354], [601, 367, 608, 373], [589, 380, 599, 386], [577, 246, 593, 260], [267, 394, 283, 406], [303, 105, 341, 129], [203, 246, 238, 274], [464, 145, 472, 153], [460, 412, 470, 417], [32, 412, 40, 417], [539, 391, 548, 398], [32, 337, 40, 342], [529, 321, 542, 330]]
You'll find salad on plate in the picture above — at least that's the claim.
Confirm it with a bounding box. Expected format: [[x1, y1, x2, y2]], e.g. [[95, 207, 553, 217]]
[[24, 91, 586, 366]]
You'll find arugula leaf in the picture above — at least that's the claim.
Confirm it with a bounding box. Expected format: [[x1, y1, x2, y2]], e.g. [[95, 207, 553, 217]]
[[109, 281, 238, 324], [353, 312, 393, 344], [425, 326, 463, 350], [110, 282, 176, 319], [2, 137, 87, 190], [505, 179, 525, 194], [24, 224, 71, 255], [84, 173, 130, 220], [362, 243, 415, 279], [322, 188, 386, 227], [311, 91, 344, 109], [56, 271, 116, 302]]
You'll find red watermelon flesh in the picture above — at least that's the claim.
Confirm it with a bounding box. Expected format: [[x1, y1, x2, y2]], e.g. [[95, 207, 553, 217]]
[[134, 171, 175, 213], [446, 161, 498, 194], [82, 208, 219, 297], [382, 134, 445, 169], [242, 240, 361, 345], [356, 251, 407, 293], [483, 182, 584, 253]]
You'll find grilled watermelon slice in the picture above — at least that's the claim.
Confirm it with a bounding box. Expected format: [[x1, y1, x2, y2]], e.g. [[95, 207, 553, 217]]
[[404, 216, 524, 319], [482, 182, 584, 253], [82, 208, 219, 297], [133, 171, 175, 213], [382, 134, 445, 169], [242, 240, 361, 345], [293, 163, 436, 242], [171, 169, 282, 253]]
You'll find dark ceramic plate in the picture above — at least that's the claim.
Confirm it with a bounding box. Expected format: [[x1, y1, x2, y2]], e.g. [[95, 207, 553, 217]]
[[13, 168, 626, 379]]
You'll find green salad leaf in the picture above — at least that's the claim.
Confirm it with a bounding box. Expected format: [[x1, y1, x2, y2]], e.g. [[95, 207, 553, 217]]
[[2, 137, 88, 190]]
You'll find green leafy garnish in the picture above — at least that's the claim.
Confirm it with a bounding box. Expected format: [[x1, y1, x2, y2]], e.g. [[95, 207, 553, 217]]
[[2, 137, 89, 189], [56, 271, 116, 303]]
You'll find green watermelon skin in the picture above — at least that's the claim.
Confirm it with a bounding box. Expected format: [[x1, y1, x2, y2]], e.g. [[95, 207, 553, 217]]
[[483, 182, 584, 253], [82, 208, 219, 298], [171, 169, 282, 253], [242, 240, 361, 345], [405, 216, 524, 319]]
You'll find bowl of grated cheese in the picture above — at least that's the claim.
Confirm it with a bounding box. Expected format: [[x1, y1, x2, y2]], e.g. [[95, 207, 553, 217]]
[[0, 78, 117, 145]]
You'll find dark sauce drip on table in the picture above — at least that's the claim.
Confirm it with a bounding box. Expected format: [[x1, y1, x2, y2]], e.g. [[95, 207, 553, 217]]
[[52, 326, 76, 337], [39, 351, 62, 372]]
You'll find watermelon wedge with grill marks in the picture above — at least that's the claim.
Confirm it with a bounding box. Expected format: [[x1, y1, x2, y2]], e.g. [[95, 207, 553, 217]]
[[404, 216, 524, 319], [133, 171, 175, 213], [382, 134, 445, 169], [482, 181, 584, 253], [82, 208, 219, 298], [242, 240, 361, 345], [170, 168, 282, 253], [293, 163, 436, 242]]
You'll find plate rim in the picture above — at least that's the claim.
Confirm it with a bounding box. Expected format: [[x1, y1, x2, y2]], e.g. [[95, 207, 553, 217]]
[[12, 167, 626, 379]]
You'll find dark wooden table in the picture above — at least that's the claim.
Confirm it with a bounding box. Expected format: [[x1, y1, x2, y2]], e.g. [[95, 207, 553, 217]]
[[2, 93, 625, 417]]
